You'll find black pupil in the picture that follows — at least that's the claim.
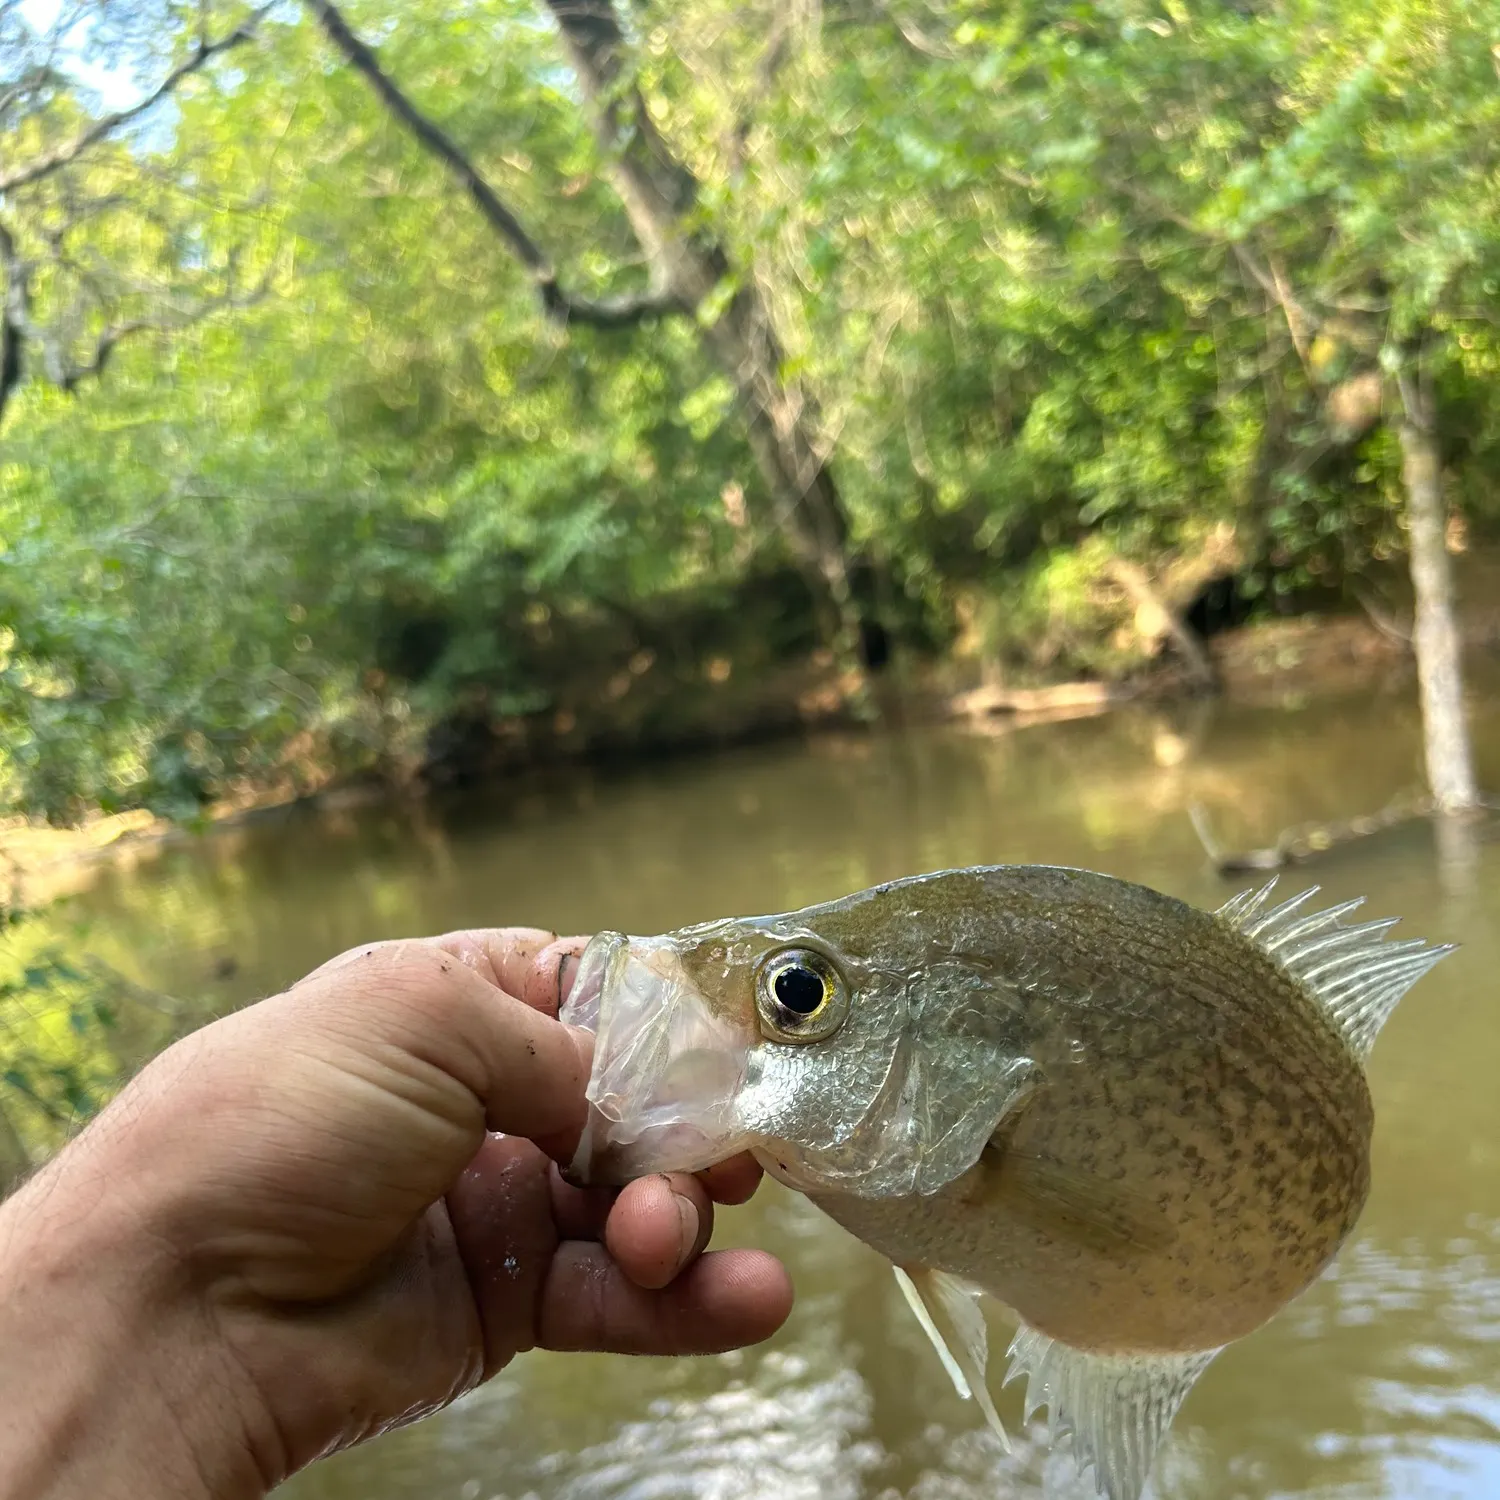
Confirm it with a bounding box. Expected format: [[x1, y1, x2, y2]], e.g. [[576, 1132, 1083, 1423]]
[[772, 963, 826, 1018]]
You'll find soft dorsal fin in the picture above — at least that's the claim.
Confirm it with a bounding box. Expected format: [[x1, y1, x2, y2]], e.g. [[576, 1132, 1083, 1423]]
[[893, 1266, 1010, 1451], [1216, 878, 1454, 1059], [1004, 1322, 1218, 1500]]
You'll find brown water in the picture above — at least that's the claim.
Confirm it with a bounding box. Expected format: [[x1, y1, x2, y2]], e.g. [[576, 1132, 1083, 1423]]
[[21, 687, 1500, 1500]]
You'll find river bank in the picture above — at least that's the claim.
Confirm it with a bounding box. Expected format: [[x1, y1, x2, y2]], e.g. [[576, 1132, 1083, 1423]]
[[2, 602, 1458, 911]]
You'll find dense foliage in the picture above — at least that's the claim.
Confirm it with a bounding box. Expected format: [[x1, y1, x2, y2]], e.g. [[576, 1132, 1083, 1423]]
[[3, 0, 1499, 823]]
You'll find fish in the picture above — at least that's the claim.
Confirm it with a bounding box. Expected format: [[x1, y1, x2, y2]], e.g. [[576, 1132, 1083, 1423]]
[[557, 865, 1452, 1500]]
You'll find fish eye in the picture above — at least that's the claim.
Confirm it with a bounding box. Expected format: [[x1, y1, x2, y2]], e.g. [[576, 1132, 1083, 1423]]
[[755, 947, 850, 1044]]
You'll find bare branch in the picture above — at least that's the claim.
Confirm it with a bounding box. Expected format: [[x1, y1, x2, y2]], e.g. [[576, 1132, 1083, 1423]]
[[1096, 174, 1328, 369], [886, 9, 959, 60], [0, 64, 67, 124], [0, 6, 277, 195], [67, 266, 274, 389], [1230, 242, 1320, 380], [0, 209, 272, 430], [1352, 583, 1412, 646], [1104, 555, 1218, 691], [305, 0, 681, 329], [304, 0, 545, 273]]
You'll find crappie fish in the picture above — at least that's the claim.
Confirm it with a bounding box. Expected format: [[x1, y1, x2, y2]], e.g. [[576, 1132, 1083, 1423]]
[[558, 866, 1451, 1500]]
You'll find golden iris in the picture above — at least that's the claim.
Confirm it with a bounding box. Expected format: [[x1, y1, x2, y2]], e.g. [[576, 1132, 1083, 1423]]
[[755, 946, 850, 1043]]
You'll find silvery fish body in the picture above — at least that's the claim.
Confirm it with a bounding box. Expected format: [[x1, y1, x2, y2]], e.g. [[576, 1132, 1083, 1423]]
[[559, 866, 1451, 1500]]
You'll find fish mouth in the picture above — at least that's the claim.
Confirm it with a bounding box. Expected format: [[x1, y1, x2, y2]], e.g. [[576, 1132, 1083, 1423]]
[[559, 931, 754, 1185]]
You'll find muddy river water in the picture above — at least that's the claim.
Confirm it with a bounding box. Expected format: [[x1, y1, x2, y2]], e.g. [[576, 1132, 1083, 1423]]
[[23, 683, 1500, 1499]]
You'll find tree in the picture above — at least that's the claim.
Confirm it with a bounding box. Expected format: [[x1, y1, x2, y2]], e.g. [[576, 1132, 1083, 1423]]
[[5, 0, 1500, 827], [804, 0, 1495, 804], [302, 0, 869, 660], [0, 0, 273, 433], [1197, 0, 1495, 813]]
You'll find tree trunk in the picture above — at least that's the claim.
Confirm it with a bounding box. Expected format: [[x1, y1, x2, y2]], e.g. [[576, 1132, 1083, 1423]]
[[1396, 387, 1479, 813], [703, 285, 863, 655], [542, 0, 868, 667], [309, 0, 872, 669]]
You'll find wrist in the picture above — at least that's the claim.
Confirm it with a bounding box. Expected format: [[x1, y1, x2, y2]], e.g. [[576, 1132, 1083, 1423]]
[[0, 1136, 277, 1500]]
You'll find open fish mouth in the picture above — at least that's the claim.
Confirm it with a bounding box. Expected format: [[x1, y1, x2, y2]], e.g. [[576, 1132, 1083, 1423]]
[[559, 931, 754, 1184]]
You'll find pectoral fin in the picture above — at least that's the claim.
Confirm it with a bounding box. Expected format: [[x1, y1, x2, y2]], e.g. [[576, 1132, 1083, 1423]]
[[993, 1150, 1177, 1259], [1004, 1321, 1219, 1500], [893, 1265, 1010, 1451], [982, 1100, 1175, 1260]]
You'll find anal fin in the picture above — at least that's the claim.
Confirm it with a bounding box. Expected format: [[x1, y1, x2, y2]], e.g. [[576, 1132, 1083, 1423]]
[[1004, 1322, 1218, 1500], [893, 1265, 1010, 1451]]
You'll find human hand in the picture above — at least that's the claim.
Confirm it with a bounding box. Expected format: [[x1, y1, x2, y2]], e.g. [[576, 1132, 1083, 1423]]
[[0, 929, 792, 1500]]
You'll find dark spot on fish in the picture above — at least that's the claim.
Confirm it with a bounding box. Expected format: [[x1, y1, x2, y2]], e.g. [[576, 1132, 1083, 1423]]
[[526, 1042, 536, 1057]]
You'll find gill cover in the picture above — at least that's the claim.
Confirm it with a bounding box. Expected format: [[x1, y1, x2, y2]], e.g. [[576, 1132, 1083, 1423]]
[[561, 926, 1038, 1199]]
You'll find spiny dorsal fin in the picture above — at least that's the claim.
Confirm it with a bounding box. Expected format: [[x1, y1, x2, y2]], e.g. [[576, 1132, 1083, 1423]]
[[893, 1266, 1010, 1451], [1004, 1323, 1218, 1500], [1216, 878, 1454, 1059]]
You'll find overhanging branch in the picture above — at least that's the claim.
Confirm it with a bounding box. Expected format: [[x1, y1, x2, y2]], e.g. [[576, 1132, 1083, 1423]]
[[305, 0, 682, 328], [0, 5, 277, 195], [55, 269, 272, 392], [0, 212, 272, 430]]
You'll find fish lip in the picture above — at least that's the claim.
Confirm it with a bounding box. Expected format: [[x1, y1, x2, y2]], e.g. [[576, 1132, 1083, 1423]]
[[559, 931, 754, 1185]]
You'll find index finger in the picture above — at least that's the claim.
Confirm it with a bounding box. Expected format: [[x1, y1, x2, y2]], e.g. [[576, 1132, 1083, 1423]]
[[298, 929, 591, 1018], [431, 930, 591, 1017], [290, 941, 595, 1154]]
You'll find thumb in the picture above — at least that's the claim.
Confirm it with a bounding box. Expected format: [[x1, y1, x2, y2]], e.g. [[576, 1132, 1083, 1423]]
[[85, 937, 596, 1303]]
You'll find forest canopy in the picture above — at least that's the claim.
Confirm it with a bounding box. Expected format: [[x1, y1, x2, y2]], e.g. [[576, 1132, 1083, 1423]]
[[3, 0, 1499, 825]]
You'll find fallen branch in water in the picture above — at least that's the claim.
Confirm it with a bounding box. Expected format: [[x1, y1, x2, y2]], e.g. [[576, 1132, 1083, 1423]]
[[1188, 793, 1437, 873], [952, 680, 1136, 719]]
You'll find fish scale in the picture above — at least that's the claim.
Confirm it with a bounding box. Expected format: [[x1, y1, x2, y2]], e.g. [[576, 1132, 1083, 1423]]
[[560, 864, 1453, 1500]]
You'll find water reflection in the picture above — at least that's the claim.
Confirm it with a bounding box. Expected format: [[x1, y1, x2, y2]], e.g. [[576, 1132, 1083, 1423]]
[[15, 685, 1500, 1499]]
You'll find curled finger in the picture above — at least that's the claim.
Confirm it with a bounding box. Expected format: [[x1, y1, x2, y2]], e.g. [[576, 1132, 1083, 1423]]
[[539, 1242, 793, 1356], [604, 1173, 713, 1291], [694, 1153, 764, 1206]]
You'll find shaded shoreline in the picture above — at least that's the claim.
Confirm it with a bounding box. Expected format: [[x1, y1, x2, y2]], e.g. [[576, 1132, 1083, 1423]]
[[0, 610, 1436, 908]]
